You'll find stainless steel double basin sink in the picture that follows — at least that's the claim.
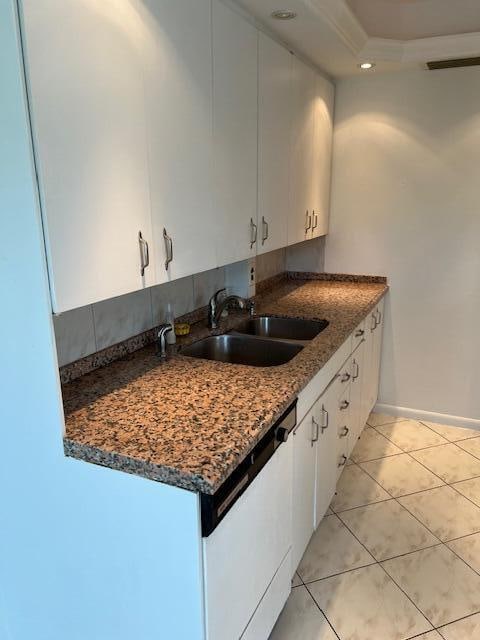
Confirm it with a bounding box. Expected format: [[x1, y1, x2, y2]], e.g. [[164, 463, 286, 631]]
[[180, 316, 328, 367]]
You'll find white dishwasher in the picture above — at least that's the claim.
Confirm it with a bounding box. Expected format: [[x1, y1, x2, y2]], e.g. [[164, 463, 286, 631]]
[[202, 402, 296, 640]]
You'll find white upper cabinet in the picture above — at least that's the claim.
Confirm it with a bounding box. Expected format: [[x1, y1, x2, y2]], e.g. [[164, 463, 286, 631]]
[[142, 0, 216, 283], [289, 58, 334, 246], [22, 0, 155, 312], [212, 0, 258, 266], [257, 33, 292, 255], [289, 57, 316, 246], [312, 75, 335, 238]]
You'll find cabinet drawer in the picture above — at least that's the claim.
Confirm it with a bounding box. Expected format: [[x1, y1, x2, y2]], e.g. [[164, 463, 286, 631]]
[[351, 319, 366, 352], [297, 336, 351, 423]]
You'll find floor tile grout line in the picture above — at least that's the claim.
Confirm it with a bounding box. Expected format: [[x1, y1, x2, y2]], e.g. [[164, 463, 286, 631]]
[[302, 583, 341, 640], [403, 447, 480, 487], [325, 417, 480, 634], [335, 439, 480, 617], [442, 538, 480, 579], [327, 510, 438, 631], [448, 477, 480, 510], [454, 440, 480, 462], [418, 419, 480, 442], [369, 429, 451, 455], [435, 610, 480, 635]]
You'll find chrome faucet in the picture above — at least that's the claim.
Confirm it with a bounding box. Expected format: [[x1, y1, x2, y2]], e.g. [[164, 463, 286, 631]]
[[157, 323, 173, 359], [208, 288, 248, 329]]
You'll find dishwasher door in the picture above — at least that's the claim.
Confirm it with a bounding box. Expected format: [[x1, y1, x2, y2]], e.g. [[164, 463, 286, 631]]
[[203, 436, 293, 640]]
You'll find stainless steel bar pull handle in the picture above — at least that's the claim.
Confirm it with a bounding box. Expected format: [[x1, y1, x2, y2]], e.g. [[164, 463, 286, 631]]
[[371, 312, 377, 331], [352, 360, 360, 380], [311, 416, 319, 445], [340, 426, 349, 438], [340, 400, 350, 411], [377, 310, 382, 326], [250, 218, 258, 249], [261, 216, 269, 245], [312, 210, 318, 231], [139, 231, 150, 276], [320, 405, 329, 433], [341, 372, 351, 383], [305, 210, 312, 232], [163, 228, 173, 270], [338, 455, 347, 468]]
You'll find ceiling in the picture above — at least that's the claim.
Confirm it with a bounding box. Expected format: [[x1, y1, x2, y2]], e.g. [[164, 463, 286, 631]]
[[347, 0, 480, 41], [233, 0, 480, 78]]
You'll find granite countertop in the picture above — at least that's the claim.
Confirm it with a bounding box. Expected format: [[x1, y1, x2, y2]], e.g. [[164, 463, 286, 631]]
[[63, 276, 388, 494]]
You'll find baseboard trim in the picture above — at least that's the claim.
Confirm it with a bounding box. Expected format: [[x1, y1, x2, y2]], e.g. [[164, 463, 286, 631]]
[[374, 403, 480, 431]]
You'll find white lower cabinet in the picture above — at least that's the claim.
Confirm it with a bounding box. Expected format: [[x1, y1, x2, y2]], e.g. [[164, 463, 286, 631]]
[[202, 299, 385, 640], [314, 376, 342, 527], [292, 405, 317, 573], [240, 550, 291, 640], [349, 338, 366, 450], [336, 385, 351, 479], [203, 436, 293, 640]]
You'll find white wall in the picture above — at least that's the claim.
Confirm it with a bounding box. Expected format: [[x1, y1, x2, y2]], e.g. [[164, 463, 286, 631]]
[[0, 4, 205, 638], [326, 67, 480, 423]]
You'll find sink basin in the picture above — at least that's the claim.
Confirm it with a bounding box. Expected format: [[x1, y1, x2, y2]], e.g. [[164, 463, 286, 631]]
[[180, 334, 303, 367], [234, 316, 328, 341]]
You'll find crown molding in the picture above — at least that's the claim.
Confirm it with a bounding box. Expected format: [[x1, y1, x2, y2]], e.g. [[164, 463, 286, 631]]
[[402, 32, 480, 62], [307, 0, 480, 65], [304, 0, 368, 55]]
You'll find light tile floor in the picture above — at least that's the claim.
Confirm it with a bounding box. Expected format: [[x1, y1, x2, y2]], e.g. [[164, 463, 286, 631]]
[[270, 412, 480, 640]]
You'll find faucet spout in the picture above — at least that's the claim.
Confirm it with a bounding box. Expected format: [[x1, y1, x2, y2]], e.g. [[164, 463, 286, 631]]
[[208, 292, 247, 329]]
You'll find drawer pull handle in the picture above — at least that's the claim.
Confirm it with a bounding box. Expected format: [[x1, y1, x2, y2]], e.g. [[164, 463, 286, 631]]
[[311, 416, 319, 444], [355, 329, 365, 338], [352, 361, 360, 380], [338, 455, 348, 468], [341, 373, 351, 383], [139, 231, 150, 276], [340, 400, 350, 411], [250, 218, 258, 249], [340, 426, 349, 438], [305, 210, 312, 232], [320, 406, 329, 433], [261, 216, 269, 245], [163, 228, 173, 270]]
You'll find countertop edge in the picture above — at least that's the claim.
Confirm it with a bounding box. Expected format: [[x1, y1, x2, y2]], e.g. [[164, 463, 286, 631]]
[[63, 284, 388, 494]]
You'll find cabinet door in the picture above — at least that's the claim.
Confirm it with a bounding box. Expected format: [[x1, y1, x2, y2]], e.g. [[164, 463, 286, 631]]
[[350, 340, 367, 450], [22, 0, 155, 312], [292, 406, 316, 574], [370, 299, 385, 410], [213, 0, 258, 266], [312, 74, 334, 238], [257, 33, 292, 255], [204, 437, 292, 640], [289, 57, 316, 246], [314, 377, 341, 527], [364, 311, 375, 424], [143, 0, 216, 283]]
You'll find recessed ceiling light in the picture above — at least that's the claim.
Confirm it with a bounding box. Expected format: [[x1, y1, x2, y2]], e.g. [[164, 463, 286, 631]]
[[358, 62, 375, 70], [271, 9, 297, 20]]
